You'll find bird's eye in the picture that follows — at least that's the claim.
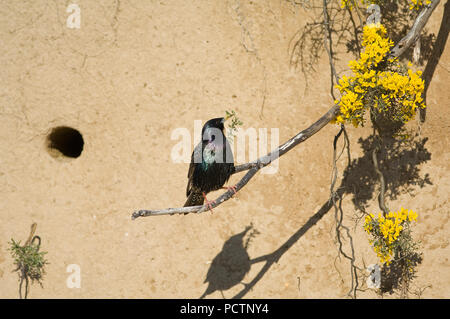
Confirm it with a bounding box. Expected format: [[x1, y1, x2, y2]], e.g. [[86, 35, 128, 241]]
[[211, 135, 215, 141]]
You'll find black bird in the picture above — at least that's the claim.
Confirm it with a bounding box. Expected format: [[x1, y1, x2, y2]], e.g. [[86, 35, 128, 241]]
[[184, 117, 236, 211]]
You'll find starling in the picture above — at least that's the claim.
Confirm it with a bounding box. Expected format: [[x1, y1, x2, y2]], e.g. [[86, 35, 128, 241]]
[[184, 117, 236, 211]]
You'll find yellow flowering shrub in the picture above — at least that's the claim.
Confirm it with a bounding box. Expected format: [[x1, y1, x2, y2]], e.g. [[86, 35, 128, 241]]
[[333, 24, 426, 127], [364, 208, 418, 265], [409, 0, 431, 10]]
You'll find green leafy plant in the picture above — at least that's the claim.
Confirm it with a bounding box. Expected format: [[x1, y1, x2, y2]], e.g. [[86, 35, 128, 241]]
[[9, 223, 48, 299]]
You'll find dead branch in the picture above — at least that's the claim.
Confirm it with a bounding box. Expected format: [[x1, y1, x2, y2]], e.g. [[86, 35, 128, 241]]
[[323, 0, 339, 98], [388, 0, 440, 59], [132, 0, 440, 219], [329, 125, 360, 298]]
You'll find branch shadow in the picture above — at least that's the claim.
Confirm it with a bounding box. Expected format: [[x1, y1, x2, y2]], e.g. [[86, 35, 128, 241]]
[[199, 199, 334, 299], [420, 0, 450, 122], [231, 197, 336, 299]]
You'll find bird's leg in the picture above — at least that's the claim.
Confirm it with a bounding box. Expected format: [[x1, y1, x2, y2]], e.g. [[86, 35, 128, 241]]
[[222, 185, 238, 197], [202, 192, 215, 213]]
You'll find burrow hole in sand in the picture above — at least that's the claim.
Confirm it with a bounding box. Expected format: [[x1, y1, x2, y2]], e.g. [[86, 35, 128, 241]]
[[46, 126, 84, 159]]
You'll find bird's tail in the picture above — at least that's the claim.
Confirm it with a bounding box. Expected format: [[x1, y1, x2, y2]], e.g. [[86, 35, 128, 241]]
[[199, 289, 208, 299], [184, 191, 204, 207]]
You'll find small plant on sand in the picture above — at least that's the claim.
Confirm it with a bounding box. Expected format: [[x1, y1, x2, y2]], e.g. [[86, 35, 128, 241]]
[[9, 223, 48, 299]]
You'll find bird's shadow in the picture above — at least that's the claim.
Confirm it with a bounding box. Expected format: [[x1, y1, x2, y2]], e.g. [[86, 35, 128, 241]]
[[200, 225, 259, 299], [200, 123, 432, 298]]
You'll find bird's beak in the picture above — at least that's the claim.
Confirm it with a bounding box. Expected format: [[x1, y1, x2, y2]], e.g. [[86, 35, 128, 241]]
[[221, 117, 227, 124]]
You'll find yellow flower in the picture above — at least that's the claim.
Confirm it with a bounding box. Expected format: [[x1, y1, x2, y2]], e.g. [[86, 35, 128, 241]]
[[334, 22, 425, 128], [409, 0, 431, 10], [408, 210, 418, 222], [364, 207, 419, 265]]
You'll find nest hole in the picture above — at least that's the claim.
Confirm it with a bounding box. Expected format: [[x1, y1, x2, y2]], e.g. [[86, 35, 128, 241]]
[[47, 126, 84, 159]]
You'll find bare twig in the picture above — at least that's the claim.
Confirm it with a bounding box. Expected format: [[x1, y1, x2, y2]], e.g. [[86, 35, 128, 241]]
[[420, 0, 449, 122], [346, 5, 361, 57], [351, 0, 364, 26], [323, 0, 339, 100], [335, 195, 360, 298], [132, 0, 440, 219], [24, 223, 37, 247], [330, 125, 360, 298]]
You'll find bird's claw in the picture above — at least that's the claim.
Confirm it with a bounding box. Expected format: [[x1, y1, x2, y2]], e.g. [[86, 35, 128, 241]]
[[205, 200, 215, 212], [202, 192, 215, 213], [223, 185, 238, 196]]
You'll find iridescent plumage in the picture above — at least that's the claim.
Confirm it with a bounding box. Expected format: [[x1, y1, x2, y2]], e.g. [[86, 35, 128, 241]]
[[184, 117, 235, 208]]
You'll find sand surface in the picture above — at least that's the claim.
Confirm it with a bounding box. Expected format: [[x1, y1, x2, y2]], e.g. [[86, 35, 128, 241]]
[[0, 0, 449, 298]]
